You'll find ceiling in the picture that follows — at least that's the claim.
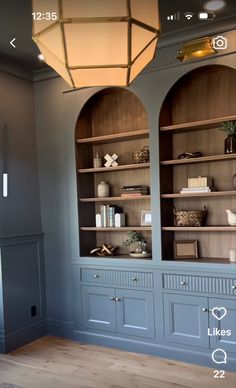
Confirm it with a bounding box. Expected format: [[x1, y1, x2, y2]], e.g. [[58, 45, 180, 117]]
[[0, 0, 235, 72]]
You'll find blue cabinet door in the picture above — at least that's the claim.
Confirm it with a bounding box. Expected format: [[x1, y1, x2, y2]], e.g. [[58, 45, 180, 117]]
[[116, 289, 155, 338], [163, 293, 209, 348], [81, 286, 116, 332], [209, 298, 236, 354]]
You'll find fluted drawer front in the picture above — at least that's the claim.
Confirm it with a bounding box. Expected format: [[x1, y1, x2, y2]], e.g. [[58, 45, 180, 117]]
[[81, 269, 153, 288], [163, 274, 236, 295]]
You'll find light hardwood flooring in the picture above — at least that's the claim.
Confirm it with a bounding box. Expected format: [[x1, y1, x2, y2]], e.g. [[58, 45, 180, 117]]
[[0, 336, 235, 388]]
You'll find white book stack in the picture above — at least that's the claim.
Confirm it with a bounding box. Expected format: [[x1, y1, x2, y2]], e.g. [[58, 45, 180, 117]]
[[180, 187, 212, 194], [180, 176, 215, 194]]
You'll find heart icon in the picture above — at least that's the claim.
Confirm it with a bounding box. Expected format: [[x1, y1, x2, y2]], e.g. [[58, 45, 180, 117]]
[[212, 307, 227, 321]]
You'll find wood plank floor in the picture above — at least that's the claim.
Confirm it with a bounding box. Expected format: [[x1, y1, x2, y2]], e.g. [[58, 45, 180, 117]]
[[0, 336, 235, 388]]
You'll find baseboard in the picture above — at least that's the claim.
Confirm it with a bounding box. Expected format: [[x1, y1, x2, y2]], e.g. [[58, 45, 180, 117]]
[[1, 320, 47, 353], [73, 330, 236, 372], [47, 319, 74, 339]]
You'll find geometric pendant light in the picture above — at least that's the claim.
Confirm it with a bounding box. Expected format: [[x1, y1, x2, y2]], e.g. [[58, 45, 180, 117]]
[[32, 0, 160, 88]]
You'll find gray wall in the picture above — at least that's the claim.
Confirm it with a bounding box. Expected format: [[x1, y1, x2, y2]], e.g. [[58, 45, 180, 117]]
[[0, 70, 44, 352], [34, 30, 236, 327], [0, 70, 42, 236]]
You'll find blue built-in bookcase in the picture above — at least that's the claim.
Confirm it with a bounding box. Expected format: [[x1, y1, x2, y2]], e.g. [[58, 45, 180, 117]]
[[71, 65, 236, 371]]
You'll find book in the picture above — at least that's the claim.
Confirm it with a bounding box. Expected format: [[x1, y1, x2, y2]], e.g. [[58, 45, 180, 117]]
[[100, 205, 107, 226], [109, 206, 115, 227], [180, 186, 213, 193], [121, 193, 148, 197], [122, 185, 148, 189]]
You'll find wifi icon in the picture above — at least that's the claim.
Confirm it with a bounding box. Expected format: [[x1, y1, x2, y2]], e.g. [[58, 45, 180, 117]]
[[184, 11, 194, 20]]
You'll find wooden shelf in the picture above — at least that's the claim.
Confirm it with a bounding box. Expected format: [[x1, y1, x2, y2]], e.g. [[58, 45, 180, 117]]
[[80, 195, 151, 202], [162, 226, 236, 232], [160, 115, 236, 134], [160, 153, 236, 166], [76, 129, 149, 144], [81, 227, 152, 231], [78, 163, 150, 173], [161, 191, 236, 199], [163, 257, 234, 264], [86, 254, 152, 260]]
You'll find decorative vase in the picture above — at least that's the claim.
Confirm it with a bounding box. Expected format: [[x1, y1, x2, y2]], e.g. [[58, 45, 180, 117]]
[[224, 135, 236, 154], [97, 181, 110, 198], [93, 153, 102, 168], [232, 173, 236, 190]]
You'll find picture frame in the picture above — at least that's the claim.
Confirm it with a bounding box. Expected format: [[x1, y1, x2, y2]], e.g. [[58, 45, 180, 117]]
[[174, 240, 198, 259], [141, 210, 152, 226]]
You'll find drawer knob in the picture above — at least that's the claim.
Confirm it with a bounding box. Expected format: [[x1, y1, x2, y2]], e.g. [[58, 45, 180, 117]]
[[131, 277, 138, 281], [115, 297, 121, 302], [180, 281, 186, 286], [202, 308, 208, 312], [93, 274, 99, 278], [232, 285, 236, 290], [110, 297, 115, 301]]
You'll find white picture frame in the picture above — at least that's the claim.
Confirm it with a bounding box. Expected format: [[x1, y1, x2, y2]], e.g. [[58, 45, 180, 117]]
[[141, 210, 152, 226]]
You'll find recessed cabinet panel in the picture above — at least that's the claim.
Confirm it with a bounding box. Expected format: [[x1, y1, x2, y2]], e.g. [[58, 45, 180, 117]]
[[163, 293, 209, 348], [116, 289, 155, 338], [81, 268, 153, 288], [81, 286, 116, 332], [162, 273, 236, 296], [209, 298, 236, 353]]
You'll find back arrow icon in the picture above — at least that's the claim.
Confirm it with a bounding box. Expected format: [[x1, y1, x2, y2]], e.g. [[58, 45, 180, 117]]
[[10, 38, 16, 48]]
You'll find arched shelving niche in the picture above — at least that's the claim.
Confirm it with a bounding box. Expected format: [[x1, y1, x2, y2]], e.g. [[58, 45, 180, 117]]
[[75, 87, 152, 258], [159, 65, 236, 264]]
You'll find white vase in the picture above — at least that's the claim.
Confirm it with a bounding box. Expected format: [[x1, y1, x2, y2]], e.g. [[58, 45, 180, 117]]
[[98, 181, 110, 198]]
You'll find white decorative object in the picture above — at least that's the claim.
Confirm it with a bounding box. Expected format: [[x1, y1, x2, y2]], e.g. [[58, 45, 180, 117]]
[[229, 249, 236, 262], [226, 210, 236, 226], [97, 181, 110, 198], [95, 214, 102, 227], [188, 176, 212, 188], [104, 153, 118, 168], [115, 213, 125, 227]]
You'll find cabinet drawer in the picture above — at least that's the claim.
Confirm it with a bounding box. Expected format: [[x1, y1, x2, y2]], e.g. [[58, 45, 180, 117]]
[[163, 273, 236, 296], [81, 269, 153, 288]]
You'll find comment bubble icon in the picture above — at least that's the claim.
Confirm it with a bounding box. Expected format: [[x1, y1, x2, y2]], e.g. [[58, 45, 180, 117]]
[[212, 349, 227, 364]]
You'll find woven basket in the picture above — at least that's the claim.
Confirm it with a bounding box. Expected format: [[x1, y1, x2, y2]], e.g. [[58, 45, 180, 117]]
[[132, 145, 150, 164], [173, 206, 207, 227]]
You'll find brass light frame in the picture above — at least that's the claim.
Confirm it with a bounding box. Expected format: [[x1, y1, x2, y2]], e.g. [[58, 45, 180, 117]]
[[32, 0, 160, 88], [177, 37, 217, 62]]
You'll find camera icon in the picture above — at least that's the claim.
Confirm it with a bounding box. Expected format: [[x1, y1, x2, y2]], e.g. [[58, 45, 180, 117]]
[[213, 35, 227, 50]]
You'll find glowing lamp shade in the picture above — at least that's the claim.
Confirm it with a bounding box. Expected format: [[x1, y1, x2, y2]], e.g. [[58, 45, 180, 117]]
[[32, 0, 160, 88], [177, 37, 217, 62]]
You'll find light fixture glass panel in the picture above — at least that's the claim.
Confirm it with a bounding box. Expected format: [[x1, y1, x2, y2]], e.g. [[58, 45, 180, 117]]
[[130, 39, 156, 82], [32, 0, 59, 34], [38, 25, 64, 63], [65, 22, 128, 66], [204, 0, 226, 11], [71, 68, 127, 87], [131, 25, 156, 61], [130, 0, 160, 29], [36, 42, 73, 86], [62, 0, 127, 18]]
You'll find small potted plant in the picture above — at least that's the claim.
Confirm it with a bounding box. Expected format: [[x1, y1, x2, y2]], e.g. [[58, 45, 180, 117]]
[[123, 231, 151, 258], [221, 120, 236, 154]]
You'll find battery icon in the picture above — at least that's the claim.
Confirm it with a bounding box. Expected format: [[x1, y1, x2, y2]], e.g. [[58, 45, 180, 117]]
[[198, 11, 215, 20]]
